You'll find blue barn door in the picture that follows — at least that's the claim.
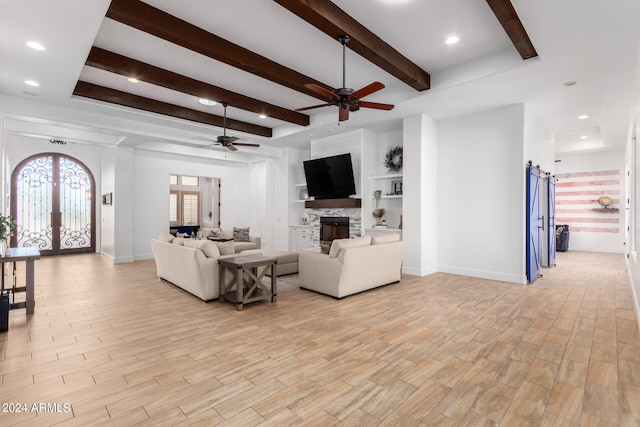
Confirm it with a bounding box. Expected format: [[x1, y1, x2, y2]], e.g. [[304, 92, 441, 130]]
[[547, 176, 556, 267], [526, 166, 542, 283]]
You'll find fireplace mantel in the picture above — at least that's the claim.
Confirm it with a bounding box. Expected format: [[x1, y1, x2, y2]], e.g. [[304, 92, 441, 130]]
[[305, 198, 362, 209]]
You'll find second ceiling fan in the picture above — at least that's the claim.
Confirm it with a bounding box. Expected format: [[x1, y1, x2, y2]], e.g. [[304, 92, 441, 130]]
[[297, 35, 394, 122], [195, 102, 260, 151]]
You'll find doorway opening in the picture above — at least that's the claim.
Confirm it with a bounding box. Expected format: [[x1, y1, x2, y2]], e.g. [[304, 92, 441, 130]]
[[10, 153, 96, 255]]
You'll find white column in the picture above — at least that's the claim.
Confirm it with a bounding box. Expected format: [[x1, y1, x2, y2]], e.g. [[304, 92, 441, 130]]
[[402, 114, 438, 275]]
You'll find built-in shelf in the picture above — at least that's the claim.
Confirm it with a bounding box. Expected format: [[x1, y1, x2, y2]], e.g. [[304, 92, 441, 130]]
[[371, 173, 402, 180], [592, 208, 619, 213], [371, 195, 403, 199], [295, 183, 307, 187], [305, 198, 362, 208]]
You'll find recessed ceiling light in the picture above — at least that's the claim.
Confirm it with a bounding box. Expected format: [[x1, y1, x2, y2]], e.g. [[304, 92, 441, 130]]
[[580, 135, 588, 139], [578, 114, 589, 119], [258, 114, 267, 119], [563, 80, 577, 86], [127, 77, 139, 83], [381, 0, 410, 3], [445, 36, 460, 45], [26, 41, 45, 51], [24, 80, 39, 87], [198, 98, 216, 106]]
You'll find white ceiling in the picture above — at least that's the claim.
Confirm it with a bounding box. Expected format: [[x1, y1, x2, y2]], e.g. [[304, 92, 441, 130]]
[[1, 0, 639, 156]]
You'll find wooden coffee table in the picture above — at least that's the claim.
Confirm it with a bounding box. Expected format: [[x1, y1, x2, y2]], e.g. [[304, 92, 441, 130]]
[[218, 255, 277, 310]]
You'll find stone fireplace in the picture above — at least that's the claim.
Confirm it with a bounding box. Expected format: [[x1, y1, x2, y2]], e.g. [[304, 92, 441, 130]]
[[306, 208, 361, 251]]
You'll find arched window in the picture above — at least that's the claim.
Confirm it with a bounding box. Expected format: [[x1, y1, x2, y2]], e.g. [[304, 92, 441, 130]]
[[11, 153, 96, 255]]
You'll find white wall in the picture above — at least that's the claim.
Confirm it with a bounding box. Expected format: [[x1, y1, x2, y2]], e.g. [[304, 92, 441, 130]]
[[524, 106, 555, 174], [437, 104, 526, 284], [625, 43, 640, 332]]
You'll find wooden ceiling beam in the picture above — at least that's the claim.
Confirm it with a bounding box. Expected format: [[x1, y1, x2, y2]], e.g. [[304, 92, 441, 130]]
[[73, 81, 273, 138], [106, 0, 334, 101], [273, 0, 430, 91], [85, 47, 310, 127], [485, 0, 538, 60]]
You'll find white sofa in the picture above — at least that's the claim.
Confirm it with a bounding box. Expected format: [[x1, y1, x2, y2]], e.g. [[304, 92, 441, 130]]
[[299, 234, 405, 298], [150, 237, 261, 301], [200, 227, 261, 253]]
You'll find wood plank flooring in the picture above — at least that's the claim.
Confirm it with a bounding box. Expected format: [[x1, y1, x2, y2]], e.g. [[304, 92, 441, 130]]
[[0, 251, 638, 426]]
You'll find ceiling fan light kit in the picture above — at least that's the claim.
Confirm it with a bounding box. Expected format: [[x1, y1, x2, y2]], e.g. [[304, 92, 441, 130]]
[[296, 35, 394, 122]]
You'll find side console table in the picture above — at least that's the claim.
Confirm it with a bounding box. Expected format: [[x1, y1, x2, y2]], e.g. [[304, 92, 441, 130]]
[[218, 255, 277, 311], [0, 247, 41, 315]]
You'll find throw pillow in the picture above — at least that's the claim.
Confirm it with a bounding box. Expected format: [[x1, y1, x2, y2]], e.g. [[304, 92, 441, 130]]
[[176, 232, 190, 238], [212, 228, 226, 239], [233, 227, 251, 242], [200, 228, 214, 238], [215, 240, 235, 255], [328, 236, 372, 258], [184, 239, 221, 258], [173, 237, 185, 246], [158, 232, 174, 243], [371, 234, 400, 245]]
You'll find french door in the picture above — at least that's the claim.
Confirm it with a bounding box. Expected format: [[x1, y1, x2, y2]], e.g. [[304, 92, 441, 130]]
[[11, 153, 96, 255]]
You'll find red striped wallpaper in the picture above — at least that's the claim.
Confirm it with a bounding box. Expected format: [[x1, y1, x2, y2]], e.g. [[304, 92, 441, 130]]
[[555, 169, 621, 234]]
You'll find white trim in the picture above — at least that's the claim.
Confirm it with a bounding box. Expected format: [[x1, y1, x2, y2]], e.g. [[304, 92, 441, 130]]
[[438, 265, 527, 285]]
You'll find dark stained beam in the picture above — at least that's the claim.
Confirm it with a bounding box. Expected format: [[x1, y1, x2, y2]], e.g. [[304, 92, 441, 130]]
[[485, 0, 538, 60], [73, 81, 273, 138], [85, 47, 309, 126], [106, 0, 334, 101], [273, 0, 430, 91]]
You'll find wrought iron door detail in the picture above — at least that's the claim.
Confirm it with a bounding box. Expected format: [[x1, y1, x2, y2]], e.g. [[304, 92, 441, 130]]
[[12, 154, 95, 255], [15, 156, 54, 250], [59, 157, 92, 249]]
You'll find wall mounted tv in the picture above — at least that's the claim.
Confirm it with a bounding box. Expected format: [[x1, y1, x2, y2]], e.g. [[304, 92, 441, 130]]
[[303, 153, 356, 200]]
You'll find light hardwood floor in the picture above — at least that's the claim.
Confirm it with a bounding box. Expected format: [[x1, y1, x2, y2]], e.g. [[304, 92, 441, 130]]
[[0, 251, 638, 426]]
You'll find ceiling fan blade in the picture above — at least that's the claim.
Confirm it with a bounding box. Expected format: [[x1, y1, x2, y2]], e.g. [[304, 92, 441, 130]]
[[339, 107, 349, 122], [358, 101, 395, 111], [349, 104, 360, 112], [193, 136, 218, 143], [352, 82, 385, 99], [305, 83, 336, 99], [225, 144, 239, 152], [296, 103, 332, 112], [233, 142, 261, 148]]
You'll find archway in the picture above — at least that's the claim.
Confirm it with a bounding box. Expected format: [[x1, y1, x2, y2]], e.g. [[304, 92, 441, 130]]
[[10, 153, 96, 255]]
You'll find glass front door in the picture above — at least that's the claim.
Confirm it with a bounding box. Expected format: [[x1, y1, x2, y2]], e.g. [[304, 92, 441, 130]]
[[11, 153, 95, 255]]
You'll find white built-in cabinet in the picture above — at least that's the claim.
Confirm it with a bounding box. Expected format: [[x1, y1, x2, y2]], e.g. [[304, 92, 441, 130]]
[[289, 225, 313, 251]]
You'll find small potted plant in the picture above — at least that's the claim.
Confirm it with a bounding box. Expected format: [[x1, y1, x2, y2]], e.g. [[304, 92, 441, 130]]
[[0, 214, 15, 256], [372, 190, 386, 227]]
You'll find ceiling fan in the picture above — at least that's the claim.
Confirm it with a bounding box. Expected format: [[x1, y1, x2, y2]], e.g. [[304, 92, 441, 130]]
[[194, 102, 260, 151], [296, 35, 394, 122]]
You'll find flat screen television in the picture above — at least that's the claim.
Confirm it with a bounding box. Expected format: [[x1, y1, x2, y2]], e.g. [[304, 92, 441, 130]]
[[303, 153, 356, 199]]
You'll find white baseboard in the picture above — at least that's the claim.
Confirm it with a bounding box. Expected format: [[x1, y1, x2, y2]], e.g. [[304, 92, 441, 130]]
[[402, 265, 437, 277], [627, 266, 640, 337], [438, 265, 526, 284]]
